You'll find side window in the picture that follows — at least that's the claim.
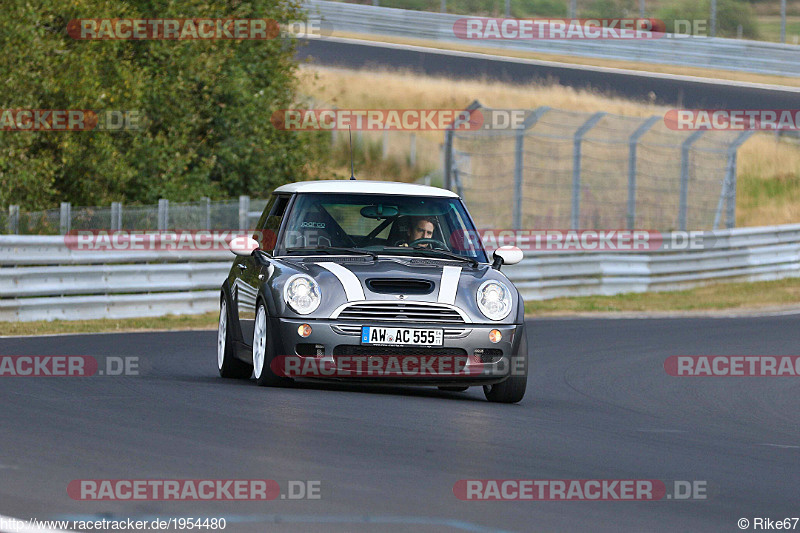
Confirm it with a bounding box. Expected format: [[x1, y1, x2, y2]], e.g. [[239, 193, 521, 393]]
[[252, 195, 277, 240], [257, 195, 290, 252]]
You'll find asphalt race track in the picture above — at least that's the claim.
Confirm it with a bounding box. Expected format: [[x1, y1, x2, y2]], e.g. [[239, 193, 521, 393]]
[[1, 316, 799, 532], [298, 37, 800, 109]]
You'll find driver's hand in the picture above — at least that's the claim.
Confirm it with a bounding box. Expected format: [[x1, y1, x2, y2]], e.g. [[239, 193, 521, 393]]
[[399, 243, 408, 247]]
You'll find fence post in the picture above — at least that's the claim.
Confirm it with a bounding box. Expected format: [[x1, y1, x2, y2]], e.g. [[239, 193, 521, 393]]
[[59, 202, 71, 235], [571, 112, 606, 229], [409, 133, 417, 167], [440, 0, 446, 12], [158, 199, 169, 230], [780, 0, 786, 43], [444, 100, 482, 192], [443, 129, 454, 190], [513, 107, 550, 230], [8, 205, 19, 235], [111, 202, 122, 231], [239, 195, 250, 232], [382, 129, 389, 159], [627, 116, 660, 230], [679, 130, 705, 231], [710, 0, 717, 37], [202, 197, 211, 229], [453, 168, 464, 198], [505, 0, 511, 17], [713, 131, 753, 229]]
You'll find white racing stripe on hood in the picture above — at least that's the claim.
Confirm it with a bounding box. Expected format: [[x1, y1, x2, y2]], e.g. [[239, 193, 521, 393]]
[[437, 266, 461, 305], [318, 262, 365, 301]]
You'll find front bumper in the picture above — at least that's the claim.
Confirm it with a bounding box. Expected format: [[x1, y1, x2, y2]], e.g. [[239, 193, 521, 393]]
[[268, 317, 526, 386]]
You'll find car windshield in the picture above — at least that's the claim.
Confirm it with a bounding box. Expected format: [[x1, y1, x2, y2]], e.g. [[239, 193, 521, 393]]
[[275, 192, 488, 263]]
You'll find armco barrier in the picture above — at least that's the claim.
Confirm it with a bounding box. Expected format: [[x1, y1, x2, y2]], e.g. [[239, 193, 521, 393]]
[[2, 225, 800, 321], [305, 0, 800, 78], [0, 236, 230, 322]]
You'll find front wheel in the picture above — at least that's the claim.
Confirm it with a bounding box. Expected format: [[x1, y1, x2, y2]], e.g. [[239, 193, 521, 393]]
[[252, 302, 293, 387], [218, 298, 253, 379], [484, 354, 527, 404]]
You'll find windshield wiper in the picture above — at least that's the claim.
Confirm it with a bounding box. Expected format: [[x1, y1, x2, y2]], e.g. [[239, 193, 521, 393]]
[[381, 246, 478, 267], [285, 246, 378, 259]]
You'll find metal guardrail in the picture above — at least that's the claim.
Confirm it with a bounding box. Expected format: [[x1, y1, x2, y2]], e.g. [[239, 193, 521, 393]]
[[3, 224, 800, 321], [0, 237, 230, 322], [502, 224, 800, 299], [305, 0, 800, 77]]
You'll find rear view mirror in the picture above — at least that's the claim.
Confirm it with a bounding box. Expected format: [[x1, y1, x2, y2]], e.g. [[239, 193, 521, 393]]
[[229, 236, 260, 256], [492, 246, 523, 269], [360, 204, 399, 219]]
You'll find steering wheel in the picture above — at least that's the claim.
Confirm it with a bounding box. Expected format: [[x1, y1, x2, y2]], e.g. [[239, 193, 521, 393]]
[[394, 238, 448, 250]]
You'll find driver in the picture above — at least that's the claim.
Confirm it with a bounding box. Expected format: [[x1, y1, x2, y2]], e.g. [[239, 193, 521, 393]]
[[400, 216, 436, 248]]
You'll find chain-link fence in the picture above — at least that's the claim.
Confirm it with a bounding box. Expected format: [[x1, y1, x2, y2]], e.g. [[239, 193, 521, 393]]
[[445, 101, 754, 231], [3, 197, 269, 235]]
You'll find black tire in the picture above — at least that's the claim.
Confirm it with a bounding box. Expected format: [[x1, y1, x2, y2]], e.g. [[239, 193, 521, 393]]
[[438, 386, 469, 392], [218, 297, 253, 379], [252, 301, 294, 387], [483, 353, 527, 404]]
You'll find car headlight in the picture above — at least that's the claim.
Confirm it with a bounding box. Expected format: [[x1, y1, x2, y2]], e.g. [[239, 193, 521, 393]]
[[284, 274, 321, 315], [476, 280, 512, 321]]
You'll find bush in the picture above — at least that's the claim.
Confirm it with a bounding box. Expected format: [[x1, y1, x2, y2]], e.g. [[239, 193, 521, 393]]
[[656, 0, 760, 38], [0, 0, 310, 210]]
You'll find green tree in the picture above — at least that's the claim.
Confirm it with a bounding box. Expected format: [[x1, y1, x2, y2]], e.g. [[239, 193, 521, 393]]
[[0, 0, 309, 210], [656, 0, 760, 38]]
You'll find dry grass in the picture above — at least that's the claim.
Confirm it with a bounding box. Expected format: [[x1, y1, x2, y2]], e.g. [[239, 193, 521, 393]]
[[0, 312, 218, 337], [738, 135, 800, 226], [300, 65, 800, 226], [526, 277, 800, 315]]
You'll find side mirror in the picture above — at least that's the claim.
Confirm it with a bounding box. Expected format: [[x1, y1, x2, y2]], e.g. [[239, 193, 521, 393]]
[[492, 246, 523, 270], [229, 236, 260, 256]]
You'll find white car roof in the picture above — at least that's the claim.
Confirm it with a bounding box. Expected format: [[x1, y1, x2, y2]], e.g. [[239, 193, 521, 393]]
[[273, 180, 459, 198]]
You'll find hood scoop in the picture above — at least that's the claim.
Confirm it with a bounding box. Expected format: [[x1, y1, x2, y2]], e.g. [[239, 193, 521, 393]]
[[366, 278, 434, 295]]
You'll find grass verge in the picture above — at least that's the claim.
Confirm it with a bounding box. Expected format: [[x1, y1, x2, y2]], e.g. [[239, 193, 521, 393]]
[[3, 278, 800, 336], [0, 312, 219, 337], [525, 277, 800, 315]]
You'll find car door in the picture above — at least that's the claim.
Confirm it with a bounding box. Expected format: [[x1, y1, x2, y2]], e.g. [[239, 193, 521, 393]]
[[235, 194, 290, 342]]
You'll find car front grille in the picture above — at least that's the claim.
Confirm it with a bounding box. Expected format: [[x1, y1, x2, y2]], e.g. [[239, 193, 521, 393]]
[[331, 302, 466, 324]]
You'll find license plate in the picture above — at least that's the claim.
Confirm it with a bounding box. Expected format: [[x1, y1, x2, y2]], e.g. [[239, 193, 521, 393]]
[[361, 326, 443, 346]]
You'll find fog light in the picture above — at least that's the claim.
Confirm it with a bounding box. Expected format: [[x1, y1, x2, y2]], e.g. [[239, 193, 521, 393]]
[[298, 324, 312, 337], [489, 329, 502, 343]]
